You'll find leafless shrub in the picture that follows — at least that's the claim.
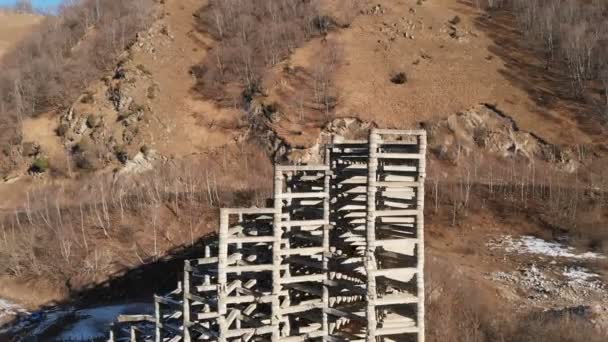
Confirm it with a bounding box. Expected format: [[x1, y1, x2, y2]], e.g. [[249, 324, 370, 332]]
[[508, 310, 606, 342], [601, 65, 608, 115], [427, 259, 496, 342], [0, 0, 155, 177], [390, 72, 408, 85], [500, 0, 608, 106]]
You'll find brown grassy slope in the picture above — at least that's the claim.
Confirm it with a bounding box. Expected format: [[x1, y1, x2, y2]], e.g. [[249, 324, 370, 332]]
[[0, 12, 42, 58], [0, 146, 273, 307], [125, 0, 244, 158], [263, 0, 606, 151], [0, 12, 43, 179], [0, 0, 245, 206]]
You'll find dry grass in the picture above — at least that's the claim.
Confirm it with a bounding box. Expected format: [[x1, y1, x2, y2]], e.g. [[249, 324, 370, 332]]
[[191, 0, 321, 104], [0, 0, 155, 118], [0, 11, 41, 58], [427, 256, 607, 342], [0, 143, 272, 296], [0, 0, 156, 178], [425, 150, 608, 259], [190, 0, 357, 107]]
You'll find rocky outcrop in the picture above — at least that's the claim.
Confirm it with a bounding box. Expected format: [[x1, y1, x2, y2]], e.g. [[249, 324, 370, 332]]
[[247, 100, 583, 172], [247, 98, 375, 163], [57, 57, 157, 172], [424, 104, 581, 171], [53, 12, 175, 174]]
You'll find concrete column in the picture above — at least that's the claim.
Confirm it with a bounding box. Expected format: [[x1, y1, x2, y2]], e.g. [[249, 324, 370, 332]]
[[183, 260, 191, 342], [154, 296, 160, 342], [218, 210, 229, 342], [417, 132, 427, 342], [366, 129, 379, 341], [322, 149, 331, 338], [272, 167, 284, 342]]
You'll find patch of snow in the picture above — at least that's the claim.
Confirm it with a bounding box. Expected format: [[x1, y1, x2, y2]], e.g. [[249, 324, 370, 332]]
[[55, 303, 152, 340], [564, 266, 599, 281], [490, 264, 559, 300], [0, 298, 28, 319], [29, 309, 72, 336], [563, 266, 604, 290], [488, 235, 605, 259], [1, 302, 152, 340], [489, 263, 606, 303]]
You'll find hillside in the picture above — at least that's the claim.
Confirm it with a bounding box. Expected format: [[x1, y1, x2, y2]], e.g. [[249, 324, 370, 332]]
[[0, 11, 42, 58], [0, 0, 607, 340]]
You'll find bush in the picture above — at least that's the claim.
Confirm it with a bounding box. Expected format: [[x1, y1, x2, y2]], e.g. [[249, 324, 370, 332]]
[[56, 124, 69, 137], [80, 93, 95, 104], [30, 158, 49, 173], [311, 15, 338, 32], [115, 148, 129, 164], [86, 114, 101, 128], [390, 72, 408, 84], [136, 64, 152, 76], [147, 84, 159, 99], [72, 138, 103, 170], [21, 142, 39, 157]]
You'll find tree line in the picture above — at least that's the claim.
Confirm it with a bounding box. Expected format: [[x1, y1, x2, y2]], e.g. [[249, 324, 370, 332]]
[[480, 0, 608, 114]]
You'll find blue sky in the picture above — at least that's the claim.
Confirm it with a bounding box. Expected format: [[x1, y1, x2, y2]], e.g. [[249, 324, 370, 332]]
[[0, 0, 63, 11]]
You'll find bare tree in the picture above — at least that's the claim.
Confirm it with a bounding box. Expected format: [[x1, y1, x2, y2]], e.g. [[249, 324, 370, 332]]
[[601, 66, 608, 115], [562, 22, 589, 97], [539, 3, 557, 64], [15, 0, 33, 13]]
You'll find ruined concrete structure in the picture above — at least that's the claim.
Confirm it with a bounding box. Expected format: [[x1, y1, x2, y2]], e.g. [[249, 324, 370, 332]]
[[109, 129, 426, 342]]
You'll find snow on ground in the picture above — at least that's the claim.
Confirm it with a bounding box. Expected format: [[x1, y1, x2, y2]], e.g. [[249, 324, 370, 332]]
[[0, 298, 30, 336], [54, 303, 152, 340], [487, 235, 607, 305], [564, 266, 604, 289], [29, 309, 73, 337], [488, 235, 605, 259], [564, 266, 600, 281], [1, 302, 152, 340], [0, 298, 28, 319]]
